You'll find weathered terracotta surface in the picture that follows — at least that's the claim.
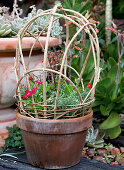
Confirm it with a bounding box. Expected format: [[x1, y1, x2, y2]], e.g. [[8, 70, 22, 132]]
[[0, 37, 62, 51], [17, 111, 93, 169], [0, 108, 16, 147]]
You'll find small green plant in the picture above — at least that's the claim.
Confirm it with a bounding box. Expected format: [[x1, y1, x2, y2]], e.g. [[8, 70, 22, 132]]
[[0, 124, 24, 152], [104, 154, 115, 164], [85, 126, 105, 148], [0, 3, 62, 37], [104, 143, 114, 151]]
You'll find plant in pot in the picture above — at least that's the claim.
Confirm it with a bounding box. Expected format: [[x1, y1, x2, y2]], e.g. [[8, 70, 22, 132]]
[[0, 0, 62, 147], [15, 4, 100, 169]]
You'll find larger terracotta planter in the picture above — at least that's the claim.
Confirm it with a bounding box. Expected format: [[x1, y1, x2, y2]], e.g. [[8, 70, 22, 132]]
[[16, 110, 93, 169], [0, 37, 61, 147]]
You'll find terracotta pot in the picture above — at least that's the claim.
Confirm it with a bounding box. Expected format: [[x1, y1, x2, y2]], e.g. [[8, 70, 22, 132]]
[[16, 110, 93, 169], [0, 36, 61, 147]]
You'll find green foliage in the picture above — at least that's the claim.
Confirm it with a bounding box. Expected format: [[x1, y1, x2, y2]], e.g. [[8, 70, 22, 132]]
[[61, 0, 92, 14], [19, 77, 90, 118], [85, 126, 105, 148], [0, 6, 62, 37], [93, 57, 124, 139], [113, 0, 124, 19], [100, 112, 121, 130], [0, 125, 24, 152]]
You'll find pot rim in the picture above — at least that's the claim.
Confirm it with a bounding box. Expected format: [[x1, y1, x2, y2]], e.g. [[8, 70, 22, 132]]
[[16, 110, 93, 123], [0, 36, 62, 52], [16, 110, 93, 134]]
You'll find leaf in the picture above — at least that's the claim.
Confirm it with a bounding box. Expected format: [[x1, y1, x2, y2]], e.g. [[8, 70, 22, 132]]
[[111, 36, 117, 43], [107, 65, 118, 82], [1, 29, 12, 36], [95, 93, 105, 99], [99, 38, 105, 46], [100, 105, 110, 116], [0, 154, 18, 159], [104, 125, 121, 139], [100, 78, 112, 89], [18, 100, 27, 102], [95, 85, 106, 94], [109, 57, 117, 67], [92, 101, 103, 107], [100, 112, 121, 130], [108, 83, 118, 101], [0, 30, 5, 35]]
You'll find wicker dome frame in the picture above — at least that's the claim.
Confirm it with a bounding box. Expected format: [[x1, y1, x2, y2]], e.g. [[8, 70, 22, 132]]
[[15, 4, 100, 119]]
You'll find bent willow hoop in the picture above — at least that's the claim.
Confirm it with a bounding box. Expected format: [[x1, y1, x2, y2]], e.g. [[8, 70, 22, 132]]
[[15, 4, 100, 119]]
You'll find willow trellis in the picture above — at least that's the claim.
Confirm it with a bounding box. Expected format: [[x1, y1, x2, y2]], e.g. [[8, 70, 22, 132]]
[[15, 4, 100, 119]]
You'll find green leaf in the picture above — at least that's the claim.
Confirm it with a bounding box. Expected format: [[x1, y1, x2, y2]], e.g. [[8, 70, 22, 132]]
[[0, 30, 5, 35], [104, 125, 121, 139], [92, 101, 103, 107], [108, 83, 118, 101], [109, 57, 117, 67], [111, 36, 117, 43], [100, 105, 109, 116], [1, 29, 12, 36], [0, 154, 18, 159], [100, 112, 121, 130], [108, 65, 118, 82]]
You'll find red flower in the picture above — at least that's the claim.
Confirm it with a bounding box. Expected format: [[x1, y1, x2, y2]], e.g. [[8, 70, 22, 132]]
[[121, 34, 124, 39], [74, 46, 81, 50], [31, 88, 35, 94], [50, 60, 55, 65], [87, 83, 92, 90], [106, 27, 114, 32], [21, 84, 23, 87], [49, 56, 52, 60], [35, 80, 43, 85], [41, 59, 44, 63], [95, 28, 99, 34], [55, 58, 59, 62], [24, 88, 35, 98], [64, 21, 72, 26], [25, 89, 29, 93], [29, 76, 33, 81], [90, 19, 99, 24]]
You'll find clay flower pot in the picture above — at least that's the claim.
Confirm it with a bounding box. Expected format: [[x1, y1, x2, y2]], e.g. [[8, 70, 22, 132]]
[[0, 37, 61, 147], [16, 110, 93, 169]]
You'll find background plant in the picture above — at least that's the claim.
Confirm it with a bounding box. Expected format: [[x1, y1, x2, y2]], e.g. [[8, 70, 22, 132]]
[[0, 125, 24, 153], [0, 2, 62, 37], [93, 24, 124, 139]]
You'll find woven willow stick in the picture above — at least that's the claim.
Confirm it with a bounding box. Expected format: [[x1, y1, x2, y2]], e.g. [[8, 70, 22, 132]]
[[43, 4, 59, 117], [18, 35, 38, 117], [90, 37, 97, 69], [63, 11, 69, 76], [63, 8, 100, 56], [15, 45, 24, 112], [54, 23, 93, 113], [79, 45, 92, 79], [16, 6, 100, 119], [83, 67, 100, 103]]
